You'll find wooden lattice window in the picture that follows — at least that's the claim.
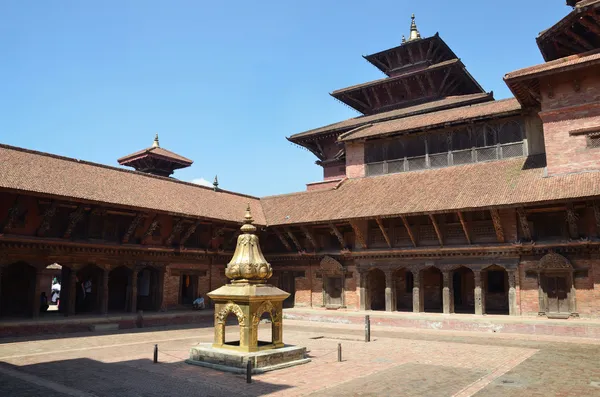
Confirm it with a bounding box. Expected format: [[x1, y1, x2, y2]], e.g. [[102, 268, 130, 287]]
[[586, 132, 600, 149]]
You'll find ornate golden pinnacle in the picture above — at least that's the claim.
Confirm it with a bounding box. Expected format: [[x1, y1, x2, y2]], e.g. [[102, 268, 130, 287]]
[[225, 205, 273, 283]]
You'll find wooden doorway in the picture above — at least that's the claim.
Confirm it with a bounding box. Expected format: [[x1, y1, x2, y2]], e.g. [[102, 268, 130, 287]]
[[325, 276, 343, 307], [544, 275, 570, 315], [279, 271, 296, 308]]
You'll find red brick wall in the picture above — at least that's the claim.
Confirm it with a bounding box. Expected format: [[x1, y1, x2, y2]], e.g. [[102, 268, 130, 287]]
[[346, 142, 365, 179], [539, 71, 600, 176], [344, 264, 359, 310], [323, 163, 346, 180]]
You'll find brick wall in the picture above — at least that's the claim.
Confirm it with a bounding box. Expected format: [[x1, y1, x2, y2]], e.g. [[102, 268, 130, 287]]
[[323, 163, 346, 180], [345, 142, 365, 178]]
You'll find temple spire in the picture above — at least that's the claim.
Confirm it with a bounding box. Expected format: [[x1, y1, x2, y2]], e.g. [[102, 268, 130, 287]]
[[213, 175, 219, 191], [407, 14, 421, 42], [152, 133, 160, 148]]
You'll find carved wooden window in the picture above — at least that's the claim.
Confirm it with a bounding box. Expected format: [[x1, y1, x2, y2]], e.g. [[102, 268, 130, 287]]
[[530, 212, 566, 240], [14, 209, 27, 229], [88, 214, 103, 239], [103, 216, 118, 241], [419, 225, 437, 242], [393, 226, 412, 246], [498, 120, 524, 144], [446, 225, 465, 240], [586, 132, 600, 149]]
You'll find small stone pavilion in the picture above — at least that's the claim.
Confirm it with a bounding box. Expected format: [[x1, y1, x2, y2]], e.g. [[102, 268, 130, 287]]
[[187, 206, 309, 373]]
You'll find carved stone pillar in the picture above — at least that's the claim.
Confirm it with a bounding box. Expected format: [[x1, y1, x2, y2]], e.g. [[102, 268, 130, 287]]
[[507, 269, 517, 316], [32, 267, 44, 318], [384, 269, 396, 312], [67, 267, 77, 316], [569, 272, 578, 317], [474, 270, 485, 315], [412, 269, 424, 313], [101, 268, 109, 315], [358, 269, 368, 311], [442, 270, 453, 314], [537, 272, 545, 315], [129, 269, 138, 313]]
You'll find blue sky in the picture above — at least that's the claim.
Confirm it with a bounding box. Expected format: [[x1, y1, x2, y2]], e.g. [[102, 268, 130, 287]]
[[0, 1, 567, 197]]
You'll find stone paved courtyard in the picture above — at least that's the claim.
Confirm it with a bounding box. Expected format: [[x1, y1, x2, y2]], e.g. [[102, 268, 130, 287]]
[[1, 320, 600, 396]]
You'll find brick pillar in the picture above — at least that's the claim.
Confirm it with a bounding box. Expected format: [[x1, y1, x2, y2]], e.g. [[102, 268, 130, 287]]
[[129, 269, 138, 313], [474, 270, 485, 315], [101, 268, 109, 315], [384, 270, 396, 312], [412, 269, 424, 313], [358, 269, 367, 311], [155, 268, 165, 311], [442, 270, 454, 314], [508, 269, 517, 316], [32, 267, 43, 318], [68, 267, 77, 316]]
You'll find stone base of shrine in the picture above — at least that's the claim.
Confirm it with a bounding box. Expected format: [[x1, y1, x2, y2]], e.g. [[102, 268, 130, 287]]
[[186, 343, 310, 374]]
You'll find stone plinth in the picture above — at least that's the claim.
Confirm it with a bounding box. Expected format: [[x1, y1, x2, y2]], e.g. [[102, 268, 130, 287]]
[[187, 343, 310, 374]]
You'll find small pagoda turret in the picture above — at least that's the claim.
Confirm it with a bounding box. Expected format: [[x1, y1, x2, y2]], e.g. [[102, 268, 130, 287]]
[[118, 134, 193, 177]]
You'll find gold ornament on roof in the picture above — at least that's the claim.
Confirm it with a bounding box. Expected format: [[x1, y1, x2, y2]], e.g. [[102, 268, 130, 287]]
[[407, 14, 422, 42], [225, 204, 273, 283]]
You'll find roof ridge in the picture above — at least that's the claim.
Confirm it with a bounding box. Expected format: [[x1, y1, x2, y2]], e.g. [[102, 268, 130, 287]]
[[0, 143, 259, 200]]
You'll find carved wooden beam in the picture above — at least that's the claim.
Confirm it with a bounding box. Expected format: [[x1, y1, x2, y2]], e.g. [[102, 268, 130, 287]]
[[143, 217, 160, 239], [406, 45, 415, 64], [400, 80, 412, 98], [329, 223, 346, 250], [349, 220, 367, 249], [517, 207, 532, 241], [346, 94, 370, 111], [490, 209, 505, 243], [227, 230, 241, 248], [371, 88, 382, 109], [63, 206, 85, 239], [554, 36, 586, 54], [579, 16, 600, 36], [457, 212, 471, 244], [122, 213, 144, 244], [418, 40, 425, 59], [2, 197, 21, 233], [300, 226, 318, 251], [438, 66, 453, 94], [400, 215, 417, 248], [179, 220, 201, 247], [361, 88, 373, 108], [425, 39, 435, 59], [273, 228, 292, 252], [566, 204, 579, 239], [564, 29, 594, 51], [415, 75, 427, 96], [375, 217, 392, 248], [36, 201, 58, 237], [429, 214, 444, 246], [441, 78, 460, 96], [426, 73, 436, 94], [165, 218, 185, 246], [285, 228, 303, 252]]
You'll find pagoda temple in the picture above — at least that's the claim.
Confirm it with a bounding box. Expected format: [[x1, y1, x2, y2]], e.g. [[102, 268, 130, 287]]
[[118, 134, 193, 177]]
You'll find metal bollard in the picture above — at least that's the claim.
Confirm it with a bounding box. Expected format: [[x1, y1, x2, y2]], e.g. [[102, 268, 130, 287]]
[[365, 315, 371, 342], [337, 343, 342, 362], [153, 344, 158, 363], [246, 360, 252, 383]]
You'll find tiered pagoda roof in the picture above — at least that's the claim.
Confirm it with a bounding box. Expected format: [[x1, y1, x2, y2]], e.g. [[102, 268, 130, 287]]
[[332, 15, 485, 115], [118, 134, 193, 177], [537, 0, 600, 61]]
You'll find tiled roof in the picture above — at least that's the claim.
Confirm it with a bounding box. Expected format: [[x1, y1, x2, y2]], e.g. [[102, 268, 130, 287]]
[[261, 155, 600, 226], [0, 144, 264, 225], [289, 93, 494, 141], [339, 98, 522, 142], [504, 50, 600, 80], [118, 146, 193, 166]]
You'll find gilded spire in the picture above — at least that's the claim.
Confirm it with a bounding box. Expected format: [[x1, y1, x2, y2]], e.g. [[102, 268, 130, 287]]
[[152, 133, 160, 148], [241, 203, 256, 233], [407, 14, 421, 42], [213, 175, 219, 191]]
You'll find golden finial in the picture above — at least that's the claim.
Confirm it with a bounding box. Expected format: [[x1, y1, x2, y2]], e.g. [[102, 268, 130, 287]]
[[152, 133, 160, 148], [402, 34, 406, 44], [408, 13, 421, 42], [241, 203, 256, 233]]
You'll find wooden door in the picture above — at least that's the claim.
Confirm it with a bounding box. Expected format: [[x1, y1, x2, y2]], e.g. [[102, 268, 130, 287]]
[[546, 276, 569, 314], [280, 272, 296, 308], [327, 277, 343, 306]]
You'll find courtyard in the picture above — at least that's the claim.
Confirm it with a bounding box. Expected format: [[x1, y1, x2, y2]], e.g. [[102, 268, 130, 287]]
[[1, 319, 599, 396]]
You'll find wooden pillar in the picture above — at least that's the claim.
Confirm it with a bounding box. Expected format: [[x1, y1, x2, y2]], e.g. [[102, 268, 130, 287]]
[[537, 272, 545, 315], [358, 269, 368, 311], [474, 270, 485, 315], [442, 270, 454, 314], [569, 271, 578, 317], [32, 267, 43, 318], [155, 268, 165, 311], [384, 269, 396, 312], [68, 267, 77, 316], [129, 269, 138, 313], [412, 269, 424, 313], [508, 269, 518, 316], [101, 268, 109, 315]]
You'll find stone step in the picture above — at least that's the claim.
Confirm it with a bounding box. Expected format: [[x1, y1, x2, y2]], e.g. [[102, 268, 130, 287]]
[[89, 323, 119, 332]]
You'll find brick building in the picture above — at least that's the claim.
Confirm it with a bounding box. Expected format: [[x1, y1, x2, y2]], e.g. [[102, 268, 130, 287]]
[[2, 1, 600, 326]]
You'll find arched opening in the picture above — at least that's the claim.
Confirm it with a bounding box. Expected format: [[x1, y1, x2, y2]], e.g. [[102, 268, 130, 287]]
[[137, 267, 159, 311], [484, 265, 509, 315], [423, 267, 443, 313], [452, 267, 475, 314], [257, 311, 273, 346], [108, 266, 130, 312], [76, 265, 103, 313], [0, 262, 37, 317], [46, 264, 62, 312], [224, 312, 241, 346], [393, 268, 413, 312], [368, 268, 386, 311]]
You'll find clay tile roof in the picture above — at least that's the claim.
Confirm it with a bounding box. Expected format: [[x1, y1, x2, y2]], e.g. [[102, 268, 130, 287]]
[[118, 146, 193, 166], [339, 98, 522, 142], [289, 93, 494, 141], [0, 144, 264, 225], [504, 50, 600, 80], [261, 155, 600, 226]]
